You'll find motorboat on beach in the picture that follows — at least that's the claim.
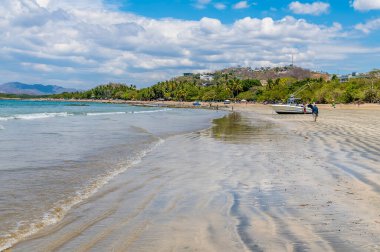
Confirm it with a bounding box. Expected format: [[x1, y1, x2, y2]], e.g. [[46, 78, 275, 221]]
[[272, 81, 314, 114], [272, 96, 312, 114]]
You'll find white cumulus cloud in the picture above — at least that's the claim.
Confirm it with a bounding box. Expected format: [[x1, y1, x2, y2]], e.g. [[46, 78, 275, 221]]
[[194, 0, 212, 9], [351, 0, 380, 11], [289, 1, 330, 15], [233, 1, 250, 9], [0, 0, 375, 88], [355, 18, 380, 33], [214, 3, 227, 10], [35, 0, 49, 8]]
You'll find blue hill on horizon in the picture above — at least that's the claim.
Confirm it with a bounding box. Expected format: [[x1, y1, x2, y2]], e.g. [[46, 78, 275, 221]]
[[0, 82, 77, 95]]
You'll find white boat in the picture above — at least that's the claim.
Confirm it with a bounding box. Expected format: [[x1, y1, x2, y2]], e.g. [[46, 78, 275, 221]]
[[272, 96, 312, 114]]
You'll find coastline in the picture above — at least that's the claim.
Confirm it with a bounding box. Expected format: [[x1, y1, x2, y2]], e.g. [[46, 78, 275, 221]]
[[0, 102, 226, 252], [7, 101, 380, 251], [10, 96, 380, 111]]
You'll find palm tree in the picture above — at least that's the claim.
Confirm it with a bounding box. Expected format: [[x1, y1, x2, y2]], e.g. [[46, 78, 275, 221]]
[[228, 78, 243, 100]]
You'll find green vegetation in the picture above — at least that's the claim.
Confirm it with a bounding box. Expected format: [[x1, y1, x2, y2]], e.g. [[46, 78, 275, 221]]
[[4, 68, 380, 104], [50, 83, 138, 100], [0, 93, 48, 99], [257, 76, 379, 104]]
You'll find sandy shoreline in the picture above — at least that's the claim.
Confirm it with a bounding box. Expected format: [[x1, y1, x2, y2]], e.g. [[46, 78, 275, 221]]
[[10, 102, 380, 251], [20, 97, 380, 111]]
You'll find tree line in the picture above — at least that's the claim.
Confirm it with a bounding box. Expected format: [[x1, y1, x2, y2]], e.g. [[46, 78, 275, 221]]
[[50, 71, 380, 104]]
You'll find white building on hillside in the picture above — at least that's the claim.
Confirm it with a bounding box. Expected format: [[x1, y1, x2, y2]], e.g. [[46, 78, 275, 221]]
[[200, 74, 214, 81], [338, 72, 362, 83]]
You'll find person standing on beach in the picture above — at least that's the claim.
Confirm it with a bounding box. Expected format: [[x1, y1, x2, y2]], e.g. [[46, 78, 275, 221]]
[[312, 103, 319, 122]]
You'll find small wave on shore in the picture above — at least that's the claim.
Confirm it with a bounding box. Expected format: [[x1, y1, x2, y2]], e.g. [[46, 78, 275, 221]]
[[0, 108, 172, 121], [0, 138, 164, 251], [86, 109, 171, 116], [87, 112, 126, 116], [133, 108, 172, 114], [0, 112, 71, 121]]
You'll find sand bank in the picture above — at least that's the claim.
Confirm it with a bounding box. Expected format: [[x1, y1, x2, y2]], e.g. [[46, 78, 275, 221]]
[[12, 104, 380, 251]]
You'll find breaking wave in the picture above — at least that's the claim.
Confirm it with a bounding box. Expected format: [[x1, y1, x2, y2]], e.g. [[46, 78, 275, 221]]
[[0, 112, 71, 121], [133, 108, 172, 114], [86, 112, 126, 116]]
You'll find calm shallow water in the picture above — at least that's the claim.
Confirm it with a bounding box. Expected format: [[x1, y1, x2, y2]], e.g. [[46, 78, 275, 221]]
[[0, 100, 226, 250]]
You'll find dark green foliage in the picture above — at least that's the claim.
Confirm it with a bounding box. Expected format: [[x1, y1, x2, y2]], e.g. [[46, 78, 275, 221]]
[[241, 79, 261, 91], [19, 70, 379, 104], [50, 83, 137, 100], [0, 93, 47, 99]]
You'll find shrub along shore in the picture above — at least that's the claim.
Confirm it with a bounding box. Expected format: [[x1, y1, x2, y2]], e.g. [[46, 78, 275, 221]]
[[2, 69, 380, 104], [49, 76, 379, 104]]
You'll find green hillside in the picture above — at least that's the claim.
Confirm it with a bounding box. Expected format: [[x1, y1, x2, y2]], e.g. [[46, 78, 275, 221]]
[[45, 68, 380, 104]]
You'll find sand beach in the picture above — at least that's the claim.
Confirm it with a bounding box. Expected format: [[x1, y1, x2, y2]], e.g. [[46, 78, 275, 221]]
[[2, 0, 380, 251], [9, 102, 380, 251]]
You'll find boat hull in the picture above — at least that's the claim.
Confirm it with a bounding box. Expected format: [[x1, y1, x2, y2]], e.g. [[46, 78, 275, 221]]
[[272, 104, 312, 114]]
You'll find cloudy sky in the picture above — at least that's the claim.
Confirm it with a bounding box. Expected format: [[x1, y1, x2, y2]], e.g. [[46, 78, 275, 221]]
[[1, 0, 379, 88]]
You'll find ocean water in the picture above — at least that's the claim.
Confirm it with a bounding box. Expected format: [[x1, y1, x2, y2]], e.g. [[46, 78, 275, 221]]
[[0, 99, 226, 250]]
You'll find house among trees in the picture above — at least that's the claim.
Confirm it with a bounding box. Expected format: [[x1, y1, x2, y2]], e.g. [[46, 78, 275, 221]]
[[260, 80, 268, 86], [338, 75, 350, 83], [338, 72, 364, 83], [200, 74, 214, 81]]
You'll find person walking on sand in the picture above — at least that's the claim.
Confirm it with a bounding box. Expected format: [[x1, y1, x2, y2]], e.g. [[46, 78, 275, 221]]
[[312, 103, 319, 122]]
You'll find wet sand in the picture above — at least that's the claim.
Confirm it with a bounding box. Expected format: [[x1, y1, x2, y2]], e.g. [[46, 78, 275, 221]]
[[12, 104, 380, 251]]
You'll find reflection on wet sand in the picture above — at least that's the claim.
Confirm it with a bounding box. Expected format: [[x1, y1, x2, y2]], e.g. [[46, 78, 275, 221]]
[[206, 112, 274, 144]]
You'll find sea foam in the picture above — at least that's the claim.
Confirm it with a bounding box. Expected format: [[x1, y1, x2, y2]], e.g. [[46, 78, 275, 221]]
[[86, 112, 126, 116], [86, 109, 171, 116], [0, 112, 70, 121], [133, 108, 172, 114]]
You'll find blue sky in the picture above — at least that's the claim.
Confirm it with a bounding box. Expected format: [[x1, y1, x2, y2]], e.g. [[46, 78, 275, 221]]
[[118, 0, 365, 24], [0, 0, 379, 88]]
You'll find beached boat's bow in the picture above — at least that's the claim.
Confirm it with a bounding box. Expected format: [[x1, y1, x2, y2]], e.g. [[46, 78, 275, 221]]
[[272, 104, 312, 114], [272, 83, 313, 114]]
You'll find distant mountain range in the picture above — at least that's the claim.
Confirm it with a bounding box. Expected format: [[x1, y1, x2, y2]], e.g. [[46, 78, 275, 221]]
[[0, 82, 77, 95]]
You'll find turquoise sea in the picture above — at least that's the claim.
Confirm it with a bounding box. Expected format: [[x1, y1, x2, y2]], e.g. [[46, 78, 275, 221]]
[[0, 100, 225, 250]]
